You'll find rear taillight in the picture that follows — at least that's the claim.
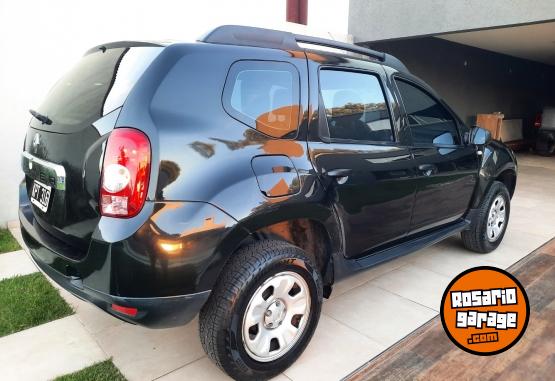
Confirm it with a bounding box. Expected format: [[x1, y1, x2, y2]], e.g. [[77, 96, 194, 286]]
[[100, 128, 151, 218], [534, 113, 542, 128]]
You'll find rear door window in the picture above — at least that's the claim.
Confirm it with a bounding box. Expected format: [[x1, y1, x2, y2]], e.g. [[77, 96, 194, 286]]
[[395, 79, 460, 146], [223, 60, 300, 138], [319, 70, 393, 143]]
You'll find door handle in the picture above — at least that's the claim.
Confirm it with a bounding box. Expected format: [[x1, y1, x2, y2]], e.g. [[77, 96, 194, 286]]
[[418, 164, 437, 176], [326, 168, 352, 177]]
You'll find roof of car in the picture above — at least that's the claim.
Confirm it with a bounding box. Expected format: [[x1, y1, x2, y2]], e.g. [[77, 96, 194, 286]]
[[86, 26, 409, 74], [199, 25, 409, 73]]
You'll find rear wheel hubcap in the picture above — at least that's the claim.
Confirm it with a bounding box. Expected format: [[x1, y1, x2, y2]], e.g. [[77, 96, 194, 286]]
[[242, 271, 311, 362]]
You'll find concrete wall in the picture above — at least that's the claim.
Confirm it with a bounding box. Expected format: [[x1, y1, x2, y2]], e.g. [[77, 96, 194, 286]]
[[369, 37, 555, 135], [350, 0, 555, 42], [0, 0, 350, 226]]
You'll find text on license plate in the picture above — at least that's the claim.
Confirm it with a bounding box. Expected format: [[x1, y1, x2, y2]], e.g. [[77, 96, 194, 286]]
[[30, 180, 52, 213]]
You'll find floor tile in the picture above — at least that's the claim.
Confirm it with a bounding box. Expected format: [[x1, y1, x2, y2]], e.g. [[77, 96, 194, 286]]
[[0, 250, 37, 280], [503, 225, 551, 251], [95, 318, 205, 381], [330, 256, 407, 299], [323, 284, 437, 347], [509, 208, 555, 238], [70, 293, 125, 335], [284, 315, 384, 381], [0, 316, 107, 381], [156, 357, 230, 381], [406, 243, 500, 279], [157, 357, 291, 381], [368, 264, 451, 311], [483, 228, 551, 268]]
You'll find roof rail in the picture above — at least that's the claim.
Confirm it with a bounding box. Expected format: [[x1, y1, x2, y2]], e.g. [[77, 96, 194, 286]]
[[199, 25, 408, 72], [294, 34, 385, 62]]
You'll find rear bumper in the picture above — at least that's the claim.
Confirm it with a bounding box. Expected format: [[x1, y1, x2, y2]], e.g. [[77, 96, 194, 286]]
[[29, 245, 209, 328], [20, 209, 210, 328], [17, 177, 244, 328]]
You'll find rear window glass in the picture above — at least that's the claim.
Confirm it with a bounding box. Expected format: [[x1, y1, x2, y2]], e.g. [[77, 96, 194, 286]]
[[36, 46, 162, 132], [223, 61, 300, 138]]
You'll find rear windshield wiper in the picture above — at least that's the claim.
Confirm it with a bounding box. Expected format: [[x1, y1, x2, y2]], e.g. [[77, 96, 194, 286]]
[[29, 109, 52, 125]]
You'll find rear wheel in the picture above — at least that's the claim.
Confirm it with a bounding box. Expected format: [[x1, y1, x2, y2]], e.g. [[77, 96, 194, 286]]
[[462, 181, 511, 253], [536, 133, 555, 156], [199, 240, 323, 380]]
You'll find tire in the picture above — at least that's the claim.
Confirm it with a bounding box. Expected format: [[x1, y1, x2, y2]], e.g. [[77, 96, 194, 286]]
[[461, 181, 511, 253], [199, 240, 323, 380], [537, 141, 555, 156], [535, 134, 555, 156]]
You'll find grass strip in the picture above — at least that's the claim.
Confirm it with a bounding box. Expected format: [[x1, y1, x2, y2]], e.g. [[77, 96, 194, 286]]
[[54, 360, 127, 381], [0, 273, 73, 337], [0, 229, 20, 254]]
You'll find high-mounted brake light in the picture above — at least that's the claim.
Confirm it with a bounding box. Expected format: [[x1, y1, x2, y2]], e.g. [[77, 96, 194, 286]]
[[100, 128, 151, 218]]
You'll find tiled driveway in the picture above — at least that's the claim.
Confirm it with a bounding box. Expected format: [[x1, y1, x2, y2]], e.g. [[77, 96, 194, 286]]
[[6, 153, 555, 381], [348, 238, 555, 380]]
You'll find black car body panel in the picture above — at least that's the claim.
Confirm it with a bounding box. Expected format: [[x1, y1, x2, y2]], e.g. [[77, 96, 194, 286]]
[[20, 27, 517, 328]]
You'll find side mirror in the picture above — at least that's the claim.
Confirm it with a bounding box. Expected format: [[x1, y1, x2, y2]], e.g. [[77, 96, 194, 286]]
[[469, 126, 492, 146]]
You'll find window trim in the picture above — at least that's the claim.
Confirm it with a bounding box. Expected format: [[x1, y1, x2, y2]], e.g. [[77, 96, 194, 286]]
[[222, 59, 302, 139], [317, 67, 397, 145], [393, 75, 464, 148]]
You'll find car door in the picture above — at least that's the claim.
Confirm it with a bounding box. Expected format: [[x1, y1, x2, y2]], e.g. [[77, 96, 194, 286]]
[[307, 62, 417, 259], [394, 77, 479, 234]]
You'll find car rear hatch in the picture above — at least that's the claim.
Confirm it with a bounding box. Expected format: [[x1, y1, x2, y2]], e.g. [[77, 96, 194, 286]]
[[22, 43, 163, 259]]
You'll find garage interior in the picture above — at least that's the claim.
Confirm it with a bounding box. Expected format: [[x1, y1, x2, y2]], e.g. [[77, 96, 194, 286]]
[[337, 20, 555, 380], [366, 21, 555, 150]]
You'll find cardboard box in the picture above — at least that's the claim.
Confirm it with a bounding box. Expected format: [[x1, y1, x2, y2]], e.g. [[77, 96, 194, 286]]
[[476, 113, 504, 140]]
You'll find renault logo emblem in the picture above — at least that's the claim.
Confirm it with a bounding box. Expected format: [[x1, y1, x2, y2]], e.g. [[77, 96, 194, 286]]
[[32, 134, 40, 151]]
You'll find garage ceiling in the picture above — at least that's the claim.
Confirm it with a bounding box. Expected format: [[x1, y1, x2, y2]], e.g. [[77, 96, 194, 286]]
[[439, 21, 555, 66]]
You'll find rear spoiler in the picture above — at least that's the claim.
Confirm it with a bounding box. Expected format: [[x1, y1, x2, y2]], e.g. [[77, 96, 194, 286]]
[[85, 41, 166, 55]]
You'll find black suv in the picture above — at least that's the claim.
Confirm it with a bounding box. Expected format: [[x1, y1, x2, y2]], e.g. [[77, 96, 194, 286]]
[[20, 26, 517, 380]]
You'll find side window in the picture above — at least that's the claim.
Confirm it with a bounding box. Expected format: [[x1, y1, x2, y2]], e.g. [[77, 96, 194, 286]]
[[319, 70, 393, 143], [395, 79, 460, 145], [223, 61, 300, 138]]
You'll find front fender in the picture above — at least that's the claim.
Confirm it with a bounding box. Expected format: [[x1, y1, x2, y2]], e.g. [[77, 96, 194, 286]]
[[470, 140, 517, 209]]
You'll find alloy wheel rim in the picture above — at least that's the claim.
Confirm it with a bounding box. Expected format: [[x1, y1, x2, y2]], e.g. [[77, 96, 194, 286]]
[[487, 195, 506, 242], [242, 271, 311, 362]]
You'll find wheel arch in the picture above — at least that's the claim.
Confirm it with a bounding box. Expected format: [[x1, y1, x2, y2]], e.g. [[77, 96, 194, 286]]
[[470, 142, 517, 209], [495, 168, 517, 198], [250, 218, 336, 296], [203, 205, 342, 298]]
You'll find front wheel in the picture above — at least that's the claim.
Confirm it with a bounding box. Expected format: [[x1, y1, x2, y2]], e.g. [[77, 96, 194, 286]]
[[462, 181, 511, 253], [199, 240, 323, 380]]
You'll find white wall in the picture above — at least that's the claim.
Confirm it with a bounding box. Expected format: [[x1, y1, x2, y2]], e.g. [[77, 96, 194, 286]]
[[0, 0, 350, 226], [349, 0, 555, 42]]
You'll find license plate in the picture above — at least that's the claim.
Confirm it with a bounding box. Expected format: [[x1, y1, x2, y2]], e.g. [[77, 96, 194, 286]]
[[30, 180, 52, 213]]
